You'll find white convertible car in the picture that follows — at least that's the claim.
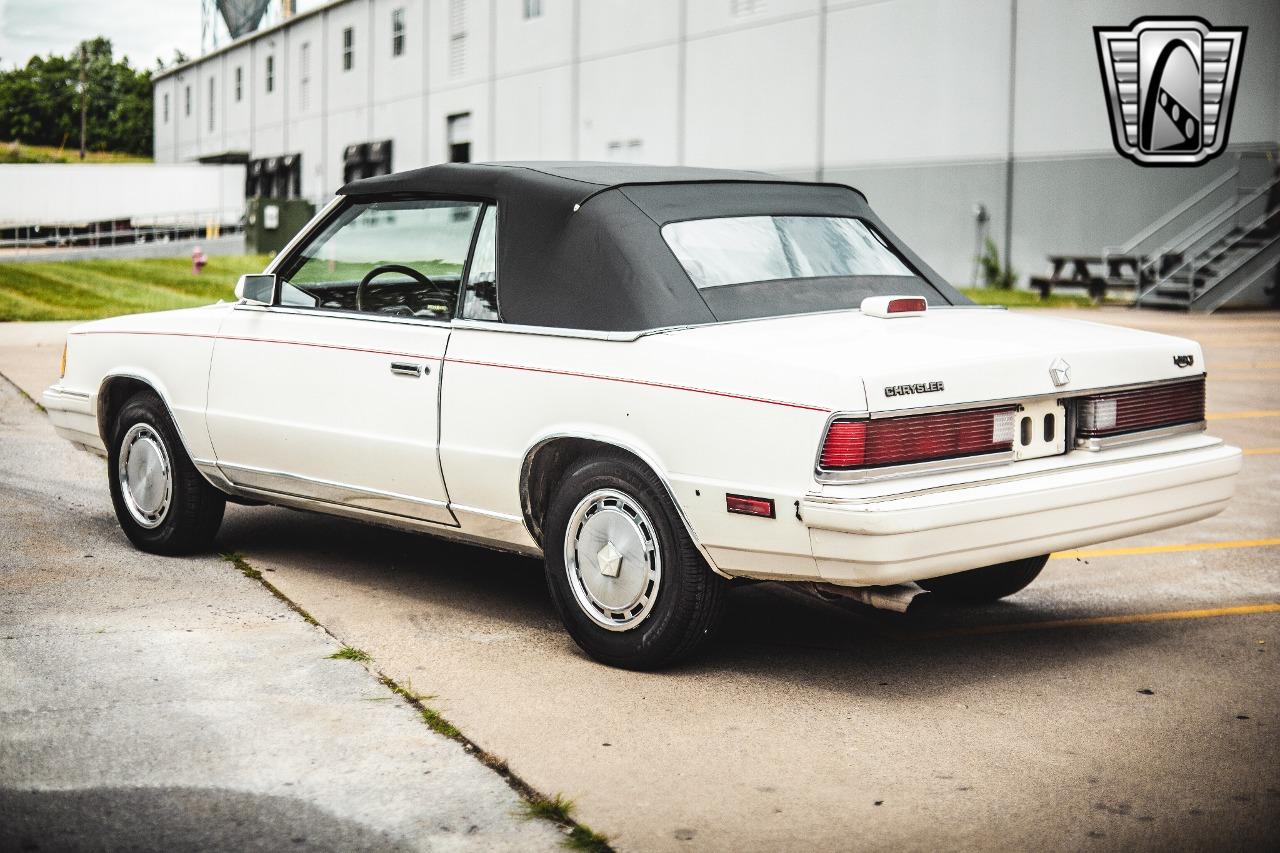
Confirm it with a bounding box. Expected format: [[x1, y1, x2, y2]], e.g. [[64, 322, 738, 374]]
[[44, 163, 1241, 668]]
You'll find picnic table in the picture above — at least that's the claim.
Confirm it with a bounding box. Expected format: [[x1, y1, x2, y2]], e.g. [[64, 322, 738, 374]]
[[1030, 254, 1147, 302]]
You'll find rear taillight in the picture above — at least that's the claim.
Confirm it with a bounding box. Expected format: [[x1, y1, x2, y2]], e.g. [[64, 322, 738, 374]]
[[819, 421, 868, 468], [1076, 377, 1205, 438], [819, 406, 1016, 470]]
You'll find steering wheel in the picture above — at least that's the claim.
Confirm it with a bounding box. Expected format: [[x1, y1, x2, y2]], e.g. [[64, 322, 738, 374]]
[[356, 264, 451, 314]]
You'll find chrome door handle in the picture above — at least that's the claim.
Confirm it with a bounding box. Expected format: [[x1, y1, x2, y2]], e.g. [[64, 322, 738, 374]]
[[390, 362, 424, 377]]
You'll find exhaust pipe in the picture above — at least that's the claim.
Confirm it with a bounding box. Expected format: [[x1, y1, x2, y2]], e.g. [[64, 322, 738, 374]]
[[801, 582, 926, 614]]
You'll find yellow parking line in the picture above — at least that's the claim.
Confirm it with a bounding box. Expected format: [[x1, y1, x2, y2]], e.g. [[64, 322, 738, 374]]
[[911, 603, 1280, 640], [1052, 537, 1280, 559], [1244, 448, 1280, 456], [1197, 340, 1280, 348], [1213, 361, 1280, 369], [1206, 410, 1280, 420]]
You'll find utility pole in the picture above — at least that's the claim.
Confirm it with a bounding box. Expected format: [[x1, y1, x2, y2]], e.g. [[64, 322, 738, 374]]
[[1002, 0, 1018, 285], [78, 44, 87, 160]]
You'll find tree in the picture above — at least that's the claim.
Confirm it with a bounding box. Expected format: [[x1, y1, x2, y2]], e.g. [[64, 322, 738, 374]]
[[0, 38, 153, 156]]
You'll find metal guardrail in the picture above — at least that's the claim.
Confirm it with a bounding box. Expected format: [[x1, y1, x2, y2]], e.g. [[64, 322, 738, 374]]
[[0, 210, 244, 253]]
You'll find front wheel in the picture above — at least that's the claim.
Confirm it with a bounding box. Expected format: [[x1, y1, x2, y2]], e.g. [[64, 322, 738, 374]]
[[107, 392, 226, 555], [917, 554, 1049, 602], [542, 455, 726, 670]]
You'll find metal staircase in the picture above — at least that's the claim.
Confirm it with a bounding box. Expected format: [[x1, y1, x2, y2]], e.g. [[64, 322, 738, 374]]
[[1104, 154, 1280, 313]]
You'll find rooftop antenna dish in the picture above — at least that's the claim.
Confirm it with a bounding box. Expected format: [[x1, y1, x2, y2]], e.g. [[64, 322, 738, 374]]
[[218, 0, 272, 38], [202, 0, 273, 53]]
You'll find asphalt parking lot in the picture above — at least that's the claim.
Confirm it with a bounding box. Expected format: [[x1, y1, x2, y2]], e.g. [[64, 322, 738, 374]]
[[2, 309, 1278, 851]]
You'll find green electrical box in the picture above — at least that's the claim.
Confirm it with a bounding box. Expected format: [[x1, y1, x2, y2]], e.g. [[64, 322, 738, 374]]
[[245, 197, 316, 255]]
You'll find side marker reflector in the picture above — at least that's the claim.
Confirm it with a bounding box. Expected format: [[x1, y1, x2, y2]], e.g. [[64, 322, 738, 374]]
[[726, 494, 775, 518]]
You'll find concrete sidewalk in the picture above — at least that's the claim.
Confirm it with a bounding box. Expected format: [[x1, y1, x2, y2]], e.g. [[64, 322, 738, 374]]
[[0, 320, 74, 402], [0, 375, 563, 852]]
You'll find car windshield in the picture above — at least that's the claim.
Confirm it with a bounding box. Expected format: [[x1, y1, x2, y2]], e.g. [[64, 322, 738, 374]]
[[661, 216, 914, 289]]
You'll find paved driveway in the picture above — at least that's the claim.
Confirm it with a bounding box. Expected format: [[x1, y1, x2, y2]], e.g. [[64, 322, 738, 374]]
[[0, 368, 562, 851], [2, 310, 1277, 851]]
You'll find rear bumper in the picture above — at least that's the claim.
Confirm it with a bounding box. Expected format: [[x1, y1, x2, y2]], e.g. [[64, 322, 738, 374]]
[[42, 384, 105, 455], [799, 435, 1242, 587]]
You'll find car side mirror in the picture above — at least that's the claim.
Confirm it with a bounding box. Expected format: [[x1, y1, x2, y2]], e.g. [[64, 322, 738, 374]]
[[235, 273, 276, 306]]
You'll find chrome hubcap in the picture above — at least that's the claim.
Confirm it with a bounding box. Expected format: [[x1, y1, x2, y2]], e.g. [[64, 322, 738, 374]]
[[563, 488, 662, 631], [118, 423, 172, 529]]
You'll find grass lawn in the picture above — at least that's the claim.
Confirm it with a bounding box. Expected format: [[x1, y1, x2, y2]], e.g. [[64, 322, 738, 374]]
[[0, 255, 272, 322], [959, 287, 1095, 308], [2, 141, 151, 164], [0, 255, 1099, 323]]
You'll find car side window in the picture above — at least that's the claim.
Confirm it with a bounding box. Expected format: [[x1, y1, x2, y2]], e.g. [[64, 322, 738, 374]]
[[280, 199, 482, 320], [459, 205, 500, 321]]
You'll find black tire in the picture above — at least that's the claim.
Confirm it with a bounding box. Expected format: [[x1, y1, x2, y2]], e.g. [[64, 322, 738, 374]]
[[917, 554, 1049, 602], [542, 454, 726, 670], [107, 391, 226, 555]]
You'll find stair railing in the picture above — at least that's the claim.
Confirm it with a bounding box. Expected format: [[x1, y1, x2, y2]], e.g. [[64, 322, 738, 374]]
[[1136, 174, 1280, 303], [1105, 168, 1238, 262], [1191, 226, 1280, 313], [1185, 204, 1280, 306]]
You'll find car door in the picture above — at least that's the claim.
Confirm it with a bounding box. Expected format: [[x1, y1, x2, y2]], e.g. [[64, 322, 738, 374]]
[[205, 197, 486, 526]]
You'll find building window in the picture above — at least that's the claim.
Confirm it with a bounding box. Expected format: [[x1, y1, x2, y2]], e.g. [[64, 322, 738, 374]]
[[184, 85, 191, 116], [208, 78, 215, 131], [299, 42, 311, 110], [447, 112, 472, 163], [730, 0, 764, 16], [234, 66, 242, 101], [163, 93, 169, 123], [343, 27, 354, 71], [448, 0, 467, 78], [265, 55, 275, 92], [392, 8, 405, 56], [522, 0, 543, 19]]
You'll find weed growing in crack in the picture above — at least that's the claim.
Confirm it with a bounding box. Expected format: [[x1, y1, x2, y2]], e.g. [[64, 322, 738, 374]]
[[328, 645, 372, 662]]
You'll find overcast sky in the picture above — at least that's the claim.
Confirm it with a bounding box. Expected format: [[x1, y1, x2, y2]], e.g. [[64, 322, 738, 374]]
[[0, 0, 322, 70]]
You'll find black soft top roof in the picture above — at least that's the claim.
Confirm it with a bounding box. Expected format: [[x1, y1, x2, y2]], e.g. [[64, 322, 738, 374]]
[[339, 162, 967, 331]]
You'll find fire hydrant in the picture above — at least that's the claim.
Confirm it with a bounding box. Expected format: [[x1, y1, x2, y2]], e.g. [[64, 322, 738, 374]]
[[192, 245, 208, 275]]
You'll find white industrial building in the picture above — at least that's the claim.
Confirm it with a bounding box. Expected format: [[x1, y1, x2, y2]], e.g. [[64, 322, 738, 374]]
[[153, 0, 1280, 288]]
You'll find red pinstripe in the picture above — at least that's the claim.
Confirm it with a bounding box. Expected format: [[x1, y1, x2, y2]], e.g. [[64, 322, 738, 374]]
[[70, 329, 829, 413], [444, 356, 829, 412], [70, 329, 437, 362]]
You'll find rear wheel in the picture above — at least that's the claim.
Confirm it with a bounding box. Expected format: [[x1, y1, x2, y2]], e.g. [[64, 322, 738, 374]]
[[107, 392, 226, 555], [917, 554, 1048, 602], [542, 454, 726, 670]]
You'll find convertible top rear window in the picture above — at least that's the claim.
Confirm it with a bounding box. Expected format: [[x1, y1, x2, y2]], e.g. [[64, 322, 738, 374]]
[[662, 216, 913, 289]]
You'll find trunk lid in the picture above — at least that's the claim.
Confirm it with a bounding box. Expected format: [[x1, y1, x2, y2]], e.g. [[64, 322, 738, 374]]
[[659, 307, 1204, 414]]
